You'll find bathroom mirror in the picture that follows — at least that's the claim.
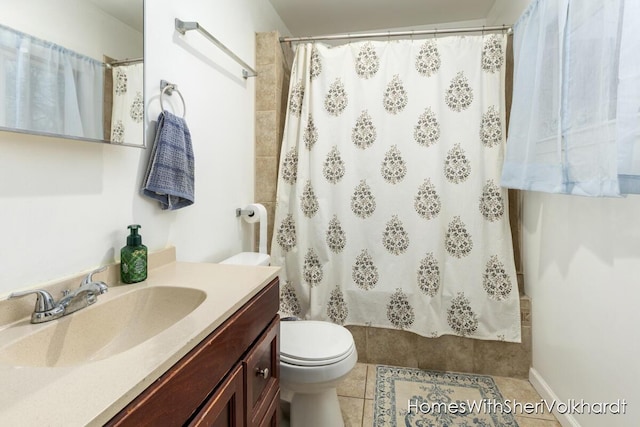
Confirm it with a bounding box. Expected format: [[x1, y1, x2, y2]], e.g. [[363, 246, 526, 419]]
[[0, 0, 145, 147]]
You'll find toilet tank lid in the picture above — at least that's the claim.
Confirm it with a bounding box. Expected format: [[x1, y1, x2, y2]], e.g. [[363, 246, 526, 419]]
[[280, 320, 354, 364], [219, 252, 271, 266]]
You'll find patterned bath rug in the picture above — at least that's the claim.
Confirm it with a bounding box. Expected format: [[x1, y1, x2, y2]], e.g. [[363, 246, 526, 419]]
[[374, 365, 519, 426]]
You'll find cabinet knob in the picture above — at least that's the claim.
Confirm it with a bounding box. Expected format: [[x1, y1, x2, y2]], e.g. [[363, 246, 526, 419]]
[[256, 367, 269, 379]]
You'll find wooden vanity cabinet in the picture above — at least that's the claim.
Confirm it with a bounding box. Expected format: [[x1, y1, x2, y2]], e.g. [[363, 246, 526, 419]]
[[106, 278, 280, 427]]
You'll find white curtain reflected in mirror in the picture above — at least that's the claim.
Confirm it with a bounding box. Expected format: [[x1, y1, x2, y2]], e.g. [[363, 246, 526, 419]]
[[0, 23, 104, 140]]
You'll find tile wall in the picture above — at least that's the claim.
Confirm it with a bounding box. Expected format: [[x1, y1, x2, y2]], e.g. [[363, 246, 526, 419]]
[[254, 31, 293, 252]]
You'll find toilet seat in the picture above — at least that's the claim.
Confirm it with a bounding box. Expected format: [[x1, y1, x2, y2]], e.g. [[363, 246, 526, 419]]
[[280, 320, 355, 367]]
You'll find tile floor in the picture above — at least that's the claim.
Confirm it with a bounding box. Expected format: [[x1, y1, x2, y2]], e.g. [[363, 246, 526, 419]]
[[337, 363, 562, 427]]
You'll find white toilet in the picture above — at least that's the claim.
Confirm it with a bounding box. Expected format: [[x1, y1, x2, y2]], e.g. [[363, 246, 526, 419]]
[[279, 320, 357, 427], [220, 253, 357, 427]]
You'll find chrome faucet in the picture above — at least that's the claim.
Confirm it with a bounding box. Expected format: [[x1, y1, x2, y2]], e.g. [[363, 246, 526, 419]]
[[6, 289, 64, 323], [8, 267, 109, 324]]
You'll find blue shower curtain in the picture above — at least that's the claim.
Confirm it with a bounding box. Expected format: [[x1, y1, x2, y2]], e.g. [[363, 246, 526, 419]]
[[501, 0, 640, 196]]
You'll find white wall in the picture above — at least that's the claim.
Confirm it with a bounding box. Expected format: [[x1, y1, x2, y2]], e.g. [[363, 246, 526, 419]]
[[0, 0, 289, 296], [523, 193, 640, 426]]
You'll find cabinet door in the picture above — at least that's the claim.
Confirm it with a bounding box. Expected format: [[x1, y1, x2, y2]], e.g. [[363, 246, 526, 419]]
[[257, 391, 280, 427], [189, 364, 245, 427], [244, 317, 279, 427]]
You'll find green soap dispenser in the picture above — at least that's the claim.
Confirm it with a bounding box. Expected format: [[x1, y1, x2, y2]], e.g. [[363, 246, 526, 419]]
[[121, 224, 147, 284]]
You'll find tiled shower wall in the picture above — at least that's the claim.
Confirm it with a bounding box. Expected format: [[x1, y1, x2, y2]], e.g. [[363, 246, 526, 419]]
[[255, 32, 532, 379], [254, 32, 293, 252]]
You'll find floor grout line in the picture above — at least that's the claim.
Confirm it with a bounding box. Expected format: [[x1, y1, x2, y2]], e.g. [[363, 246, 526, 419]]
[[361, 364, 369, 426]]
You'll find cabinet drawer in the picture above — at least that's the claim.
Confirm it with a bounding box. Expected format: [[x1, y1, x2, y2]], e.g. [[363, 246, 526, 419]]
[[244, 317, 279, 427]]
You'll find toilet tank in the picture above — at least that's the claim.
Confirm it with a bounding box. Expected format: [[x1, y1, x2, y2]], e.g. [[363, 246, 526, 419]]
[[220, 252, 271, 266]]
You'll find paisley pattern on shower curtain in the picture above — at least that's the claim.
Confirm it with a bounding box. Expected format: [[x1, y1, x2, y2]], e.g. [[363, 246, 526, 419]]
[[272, 35, 521, 342], [111, 63, 144, 145]]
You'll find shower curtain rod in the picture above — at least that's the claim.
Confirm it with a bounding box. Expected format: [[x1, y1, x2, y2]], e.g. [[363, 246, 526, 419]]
[[106, 57, 143, 67], [280, 25, 512, 43]]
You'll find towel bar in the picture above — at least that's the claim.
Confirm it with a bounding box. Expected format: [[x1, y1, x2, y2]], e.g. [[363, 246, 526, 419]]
[[175, 18, 257, 79]]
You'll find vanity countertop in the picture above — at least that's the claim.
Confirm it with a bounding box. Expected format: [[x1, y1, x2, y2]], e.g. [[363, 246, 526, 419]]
[[0, 258, 280, 426]]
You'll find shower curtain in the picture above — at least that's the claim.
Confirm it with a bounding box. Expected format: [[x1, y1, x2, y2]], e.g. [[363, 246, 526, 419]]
[[271, 35, 521, 342], [110, 63, 144, 145]]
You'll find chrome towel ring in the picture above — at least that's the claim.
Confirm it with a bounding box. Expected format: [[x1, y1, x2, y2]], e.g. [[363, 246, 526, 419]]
[[160, 80, 186, 118]]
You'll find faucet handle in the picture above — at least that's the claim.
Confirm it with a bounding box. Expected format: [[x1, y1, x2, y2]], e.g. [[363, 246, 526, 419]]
[[8, 289, 57, 312], [80, 266, 107, 286], [8, 289, 65, 323]]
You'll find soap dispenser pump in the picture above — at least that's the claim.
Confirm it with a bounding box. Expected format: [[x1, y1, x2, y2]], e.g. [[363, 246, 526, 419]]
[[121, 224, 147, 284]]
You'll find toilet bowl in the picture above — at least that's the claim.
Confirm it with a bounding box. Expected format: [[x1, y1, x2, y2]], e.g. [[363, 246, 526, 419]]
[[218, 252, 357, 427], [280, 320, 357, 427]]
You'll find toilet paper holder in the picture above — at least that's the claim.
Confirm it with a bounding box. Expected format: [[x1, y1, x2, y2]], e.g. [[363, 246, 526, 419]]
[[235, 208, 255, 217], [235, 203, 268, 255]]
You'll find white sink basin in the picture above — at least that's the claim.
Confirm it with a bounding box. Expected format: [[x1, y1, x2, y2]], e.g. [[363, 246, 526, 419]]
[[0, 286, 206, 367]]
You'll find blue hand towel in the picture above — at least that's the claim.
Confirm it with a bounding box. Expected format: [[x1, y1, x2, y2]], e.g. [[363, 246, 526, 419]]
[[142, 111, 195, 210]]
